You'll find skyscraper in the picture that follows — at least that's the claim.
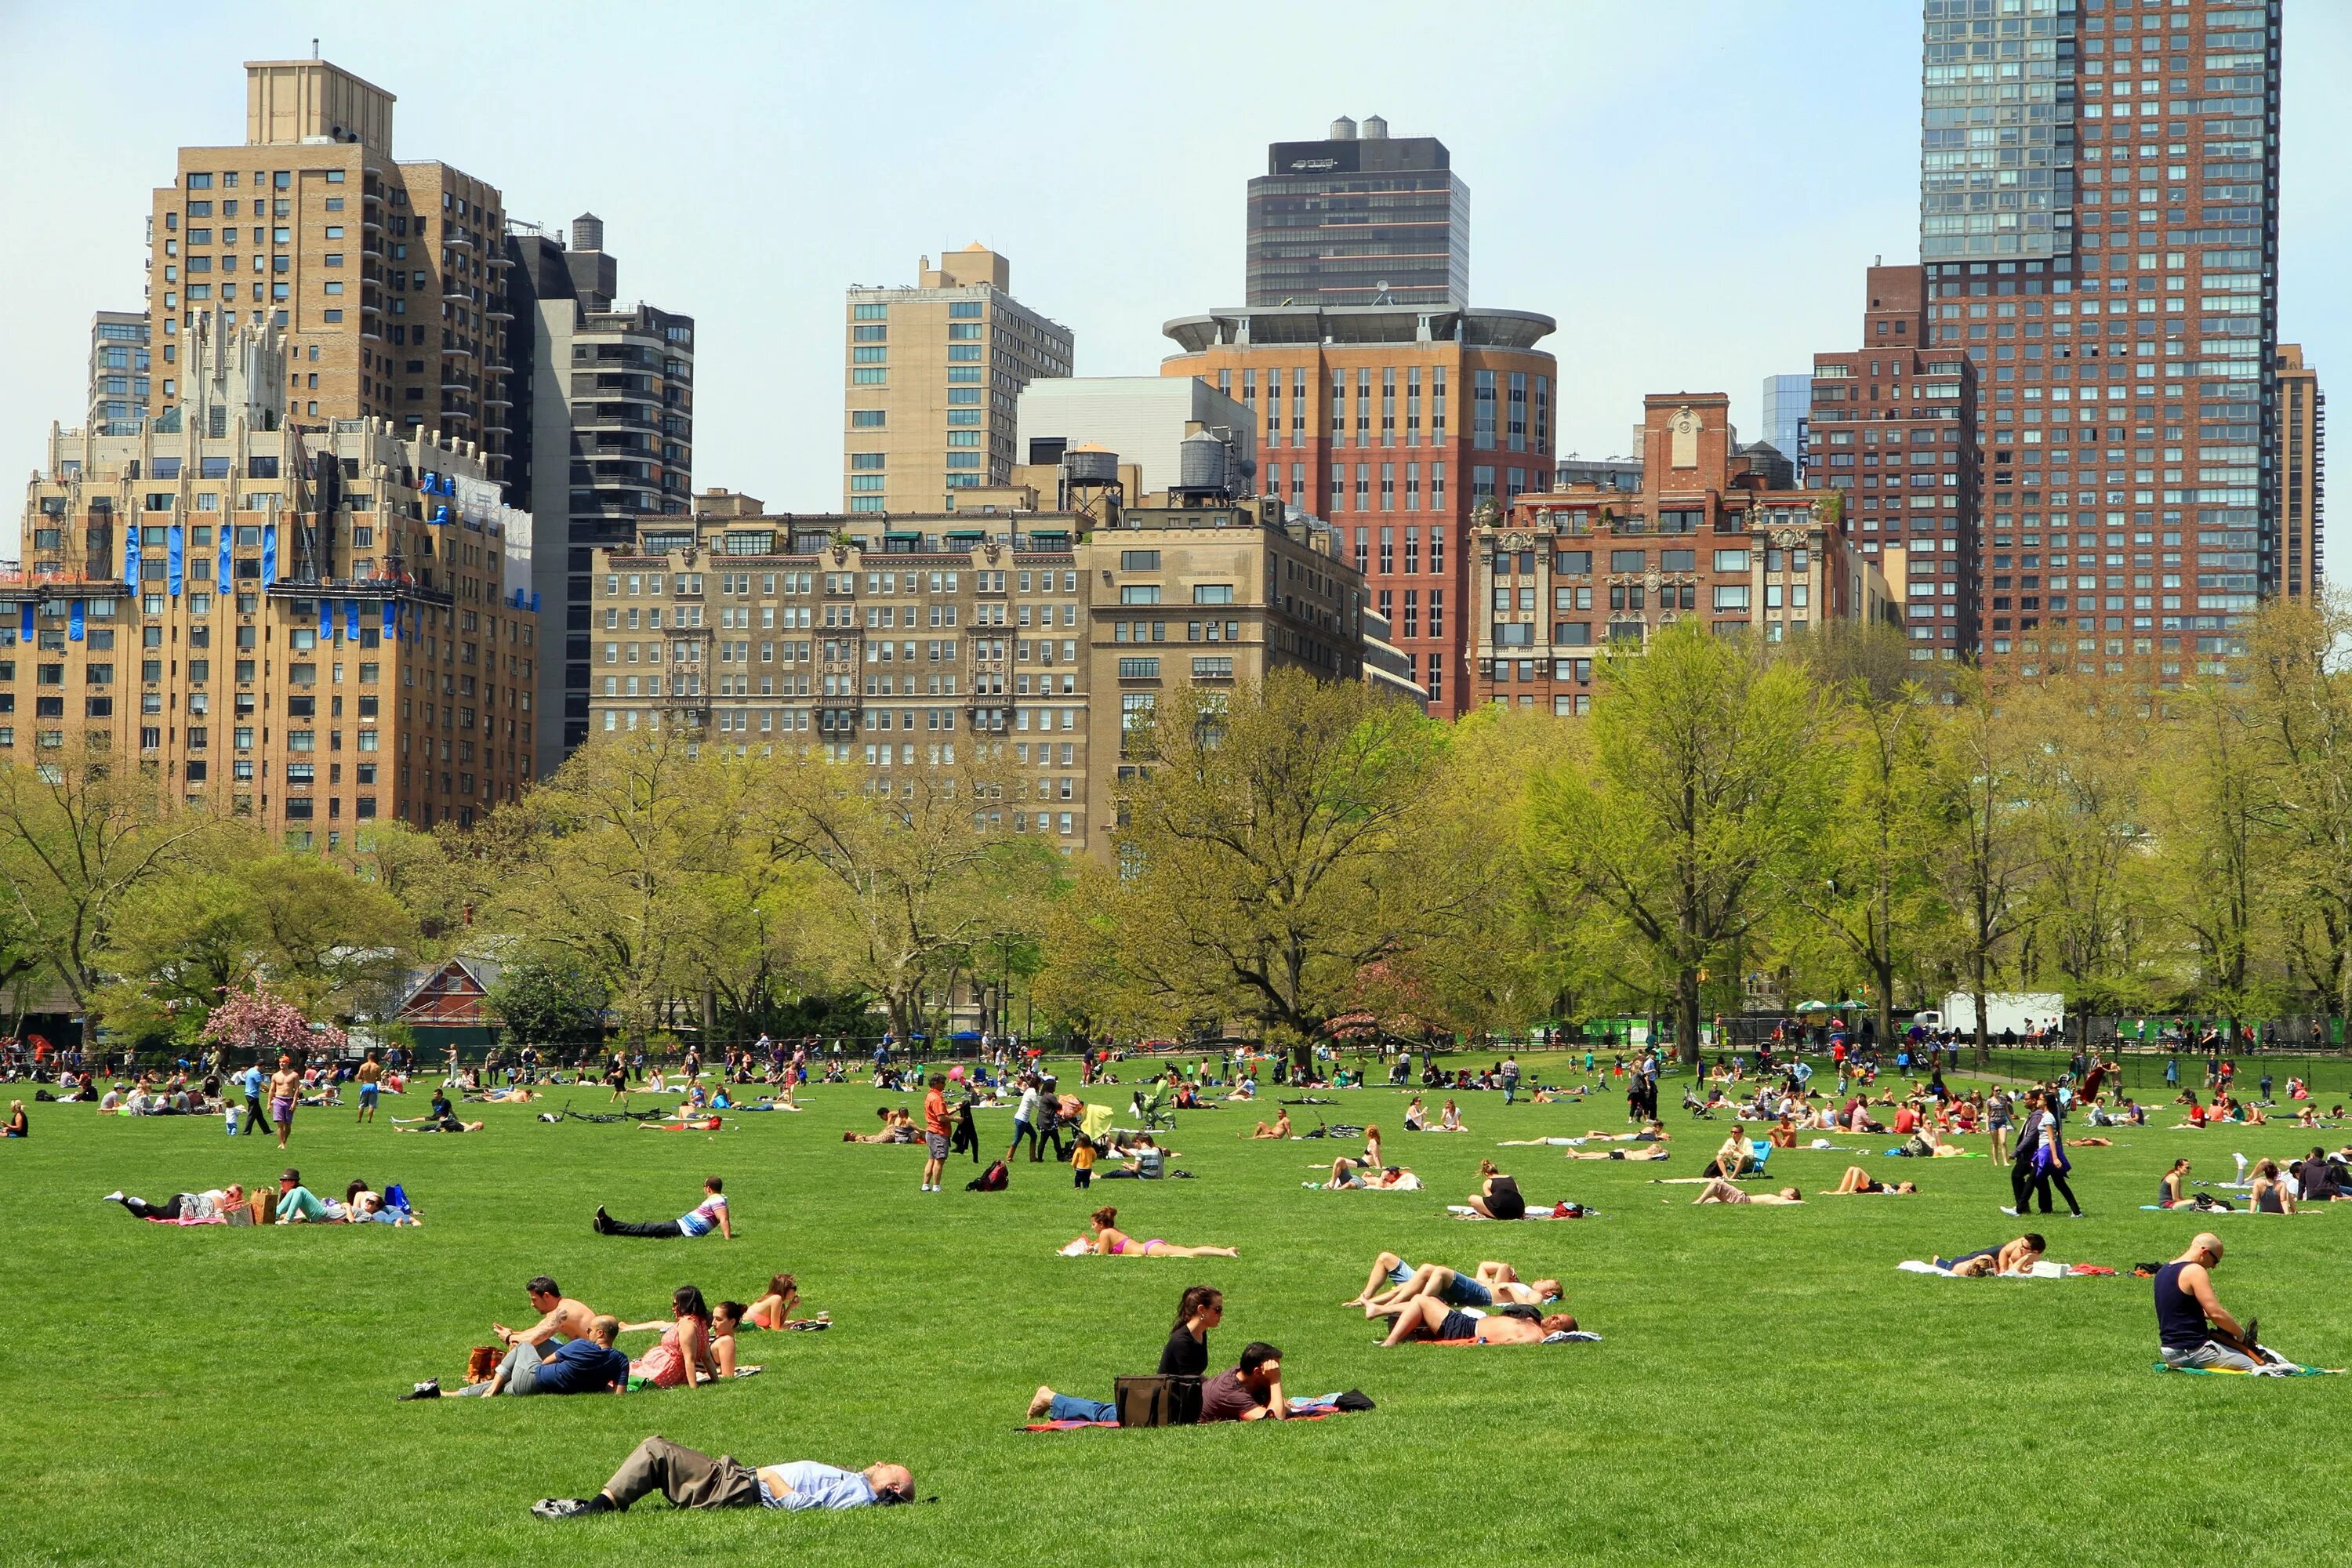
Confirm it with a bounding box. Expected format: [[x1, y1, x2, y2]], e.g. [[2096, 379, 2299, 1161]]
[[145, 60, 514, 482], [88, 313, 151, 434], [504, 214, 694, 760], [842, 247, 1073, 514], [1245, 117, 1468, 309], [1919, 0, 2282, 681], [1760, 372, 1814, 483], [2276, 343, 2323, 597]]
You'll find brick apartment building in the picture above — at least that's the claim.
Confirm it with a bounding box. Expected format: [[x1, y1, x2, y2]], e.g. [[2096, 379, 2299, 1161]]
[[1468, 394, 1897, 714], [1160, 302, 1555, 715], [1809, 263, 1983, 659]]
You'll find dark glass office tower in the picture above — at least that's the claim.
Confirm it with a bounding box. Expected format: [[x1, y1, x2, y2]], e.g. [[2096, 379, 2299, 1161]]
[[1919, 0, 2281, 681], [1246, 116, 1468, 309]]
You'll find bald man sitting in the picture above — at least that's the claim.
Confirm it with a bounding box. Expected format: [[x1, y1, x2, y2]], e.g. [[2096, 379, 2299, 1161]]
[[2154, 1232, 2269, 1371]]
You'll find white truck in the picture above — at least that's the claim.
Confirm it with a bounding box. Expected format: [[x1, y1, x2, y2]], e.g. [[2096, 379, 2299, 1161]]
[[1923, 992, 2067, 1037]]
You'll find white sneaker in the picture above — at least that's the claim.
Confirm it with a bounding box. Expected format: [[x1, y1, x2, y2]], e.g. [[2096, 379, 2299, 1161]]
[[1999, 1206, 2018, 1216], [103, 1190, 124, 1203]]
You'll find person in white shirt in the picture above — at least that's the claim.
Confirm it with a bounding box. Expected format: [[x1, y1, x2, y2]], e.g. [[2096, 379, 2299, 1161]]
[[532, 1439, 912, 1517], [105, 1185, 244, 1221], [593, 1176, 732, 1240], [1008, 1075, 1045, 1163]]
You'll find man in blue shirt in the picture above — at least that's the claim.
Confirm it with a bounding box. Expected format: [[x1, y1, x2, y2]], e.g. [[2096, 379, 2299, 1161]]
[[453, 1315, 628, 1397], [532, 1439, 913, 1517], [239, 1060, 267, 1136]]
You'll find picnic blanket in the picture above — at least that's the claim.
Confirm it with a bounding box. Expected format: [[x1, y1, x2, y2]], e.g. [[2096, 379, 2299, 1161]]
[[2152, 1359, 2339, 1377], [1019, 1409, 1348, 1432], [1446, 1203, 1597, 1220], [140, 1214, 228, 1226], [1897, 1260, 2094, 1278]]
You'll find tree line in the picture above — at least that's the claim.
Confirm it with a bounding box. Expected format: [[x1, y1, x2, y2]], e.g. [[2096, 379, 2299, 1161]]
[[5, 597, 2349, 1064]]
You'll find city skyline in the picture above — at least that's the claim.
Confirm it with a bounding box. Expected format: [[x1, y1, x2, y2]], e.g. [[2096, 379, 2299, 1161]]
[[2, 2, 2345, 583]]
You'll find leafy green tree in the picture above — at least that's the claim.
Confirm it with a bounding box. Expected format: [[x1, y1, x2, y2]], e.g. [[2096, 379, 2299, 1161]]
[[1922, 668, 2043, 1063], [2245, 597, 2352, 1028], [1527, 622, 1824, 1065], [485, 951, 607, 1049]]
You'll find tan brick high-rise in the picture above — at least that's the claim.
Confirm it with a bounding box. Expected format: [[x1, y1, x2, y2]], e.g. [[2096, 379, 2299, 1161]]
[[145, 60, 513, 485]]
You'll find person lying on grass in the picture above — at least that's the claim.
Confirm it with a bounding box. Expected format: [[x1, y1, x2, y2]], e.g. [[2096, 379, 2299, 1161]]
[[1820, 1167, 1916, 1196], [844, 1107, 916, 1144], [1323, 1161, 1418, 1190], [743, 1272, 828, 1330], [1501, 1122, 1669, 1149], [1562, 1142, 1671, 1163], [618, 1284, 718, 1391], [1377, 1297, 1580, 1346], [1029, 1284, 1222, 1422], [593, 1177, 731, 1240], [532, 1438, 913, 1518], [1245, 1109, 1293, 1140], [103, 1184, 244, 1221], [452, 1315, 630, 1398], [1352, 1258, 1560, 1316], [1932, 1235, 2045, 1276], [1690, 1178, 1804, 1205], [1068, 1206, 1237, 1258]]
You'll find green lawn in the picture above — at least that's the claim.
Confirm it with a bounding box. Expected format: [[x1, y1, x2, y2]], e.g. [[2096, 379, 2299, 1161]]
[[5, 1054, 2347, 1566]]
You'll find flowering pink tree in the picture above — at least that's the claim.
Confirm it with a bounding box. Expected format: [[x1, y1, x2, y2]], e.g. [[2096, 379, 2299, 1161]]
[[199, 981, 348, 1059]]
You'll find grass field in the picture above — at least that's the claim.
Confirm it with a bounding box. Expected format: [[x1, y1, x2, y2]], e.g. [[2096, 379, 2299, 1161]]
[[5, 1054, 2349, 1566]]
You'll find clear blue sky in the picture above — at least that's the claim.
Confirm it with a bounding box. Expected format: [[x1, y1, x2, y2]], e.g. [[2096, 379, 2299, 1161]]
[[3, 1, 2344, 572]]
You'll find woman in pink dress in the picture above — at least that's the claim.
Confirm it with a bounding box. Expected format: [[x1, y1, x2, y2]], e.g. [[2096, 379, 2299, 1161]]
[[621, 1285, 716, 1391]]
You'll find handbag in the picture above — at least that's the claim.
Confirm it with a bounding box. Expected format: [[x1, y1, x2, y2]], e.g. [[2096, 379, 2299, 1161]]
[[1112, 1374, 1201, 1428]]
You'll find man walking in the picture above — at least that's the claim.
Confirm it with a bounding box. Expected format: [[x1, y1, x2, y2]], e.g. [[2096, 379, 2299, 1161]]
[[267, 1053, 301, 1150], [355, 1049, 383, 1124], [1500, 1055, 1520, 1106], [240, 1056, 268, 1137]]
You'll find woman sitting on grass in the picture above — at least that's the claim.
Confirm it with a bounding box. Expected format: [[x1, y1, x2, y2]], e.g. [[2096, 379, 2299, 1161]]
[[1438, 1099, 1465, 1133], [1069, 1206, 1238, 1258], [2249, 1159, 2298, 1214], [1467, 1160, 1525, 1219], [620, 1285, 717, 1392], [843, 1107, 915, 1144], [706, 1300, 760, 1379], [1401, 1097, 1427, 1132], [1821, 1167, 1916, 1196]]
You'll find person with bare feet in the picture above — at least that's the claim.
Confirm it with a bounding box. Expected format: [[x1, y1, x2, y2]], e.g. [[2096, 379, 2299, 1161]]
[[1691, 1178, 1803, 1204], [1377, 1296, 1581, 1345], [1067, 1206, 1238, 1258], [1822, 1167, 1917, 1196]]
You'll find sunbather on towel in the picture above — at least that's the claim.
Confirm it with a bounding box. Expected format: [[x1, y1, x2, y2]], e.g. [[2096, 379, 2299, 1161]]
[[1691, 1178, 1803, 1204], [1354, 1258, 1559, 1316], [1378, 1297, 1580, 1346], [1933, 1234, 2045, 1276]]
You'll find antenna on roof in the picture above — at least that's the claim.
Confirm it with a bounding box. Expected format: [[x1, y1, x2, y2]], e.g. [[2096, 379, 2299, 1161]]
[[312, 38, 320, 58]]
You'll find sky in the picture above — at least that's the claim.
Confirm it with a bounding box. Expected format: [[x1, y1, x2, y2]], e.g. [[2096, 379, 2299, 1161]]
[[2, 1, 2346, 569]]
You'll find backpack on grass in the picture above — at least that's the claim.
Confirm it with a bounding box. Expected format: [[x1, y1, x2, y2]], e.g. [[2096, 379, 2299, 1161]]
[[967, 1159, 1009, 1192]]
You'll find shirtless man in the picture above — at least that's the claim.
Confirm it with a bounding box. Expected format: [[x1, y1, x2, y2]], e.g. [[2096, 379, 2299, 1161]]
[[1247, 1109, 1292, 1140], [267, 1054, 302, 1150], [1378, 1297, 1581, 1346], [355, 1050, 383, 1124], [460, 1276, 604, 1396], [1935, 1233, 2045, 1276]]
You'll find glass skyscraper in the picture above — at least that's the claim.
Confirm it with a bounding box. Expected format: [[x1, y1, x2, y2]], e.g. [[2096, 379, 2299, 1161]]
[[1761, 372, 1813, 482], [1917, 0, 2281, 678]]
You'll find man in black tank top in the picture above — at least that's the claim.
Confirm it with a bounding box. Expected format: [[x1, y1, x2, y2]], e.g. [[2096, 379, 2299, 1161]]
[[2154, 1233, 2261, 1371]]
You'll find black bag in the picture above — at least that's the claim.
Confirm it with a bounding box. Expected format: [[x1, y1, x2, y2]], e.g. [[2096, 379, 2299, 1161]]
[[1113, 1374, 1200, 1427], [967, 1159, 1009, 1192]]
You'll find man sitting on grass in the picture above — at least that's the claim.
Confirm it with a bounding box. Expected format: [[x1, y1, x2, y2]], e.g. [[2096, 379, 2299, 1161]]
[[450, 1315, 627, 1398], [2155, 1232, 2277, 1370], [532, 1439, 913, 1517], [1377, 1298, 1580, 1346]]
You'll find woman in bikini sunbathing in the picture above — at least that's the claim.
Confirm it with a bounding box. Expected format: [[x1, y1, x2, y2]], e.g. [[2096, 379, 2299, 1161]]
[[742, 1272, 819, 1330], [1821, 1166, 1916, 1196], [1070, 1206, 1238, 1258]]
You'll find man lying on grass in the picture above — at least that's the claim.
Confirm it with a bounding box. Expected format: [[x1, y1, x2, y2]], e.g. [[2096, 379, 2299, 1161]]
[[1377, 1298, 1580, 1346], [1690, 1179, 1804, 1205], [449, 1316, 628, 1398], [532, 1439, 913, 1517]]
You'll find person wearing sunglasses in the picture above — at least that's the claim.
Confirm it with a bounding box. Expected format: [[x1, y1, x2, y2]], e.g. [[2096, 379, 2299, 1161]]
[[532, 1439, 914, 1517], [2155, 1232, 2270, 1371]]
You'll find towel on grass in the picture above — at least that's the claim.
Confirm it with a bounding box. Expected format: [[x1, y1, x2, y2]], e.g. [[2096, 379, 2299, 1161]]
[[1897, 1259, 2082, 1278], [140, 1214, 227, 1226], [1446, 1203, 1597, 1220], [2152, 1359, 2339, 1377], [1423, 1330, 1604, 1346]]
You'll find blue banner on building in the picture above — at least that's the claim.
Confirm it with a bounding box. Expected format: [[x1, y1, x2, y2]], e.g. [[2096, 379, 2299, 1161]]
[[168, 524, 184, 598], [344, 600, 360, 641], [261, 524, 278, 586], [319, 600, 333, 644], [19, 604, 33, 640], [68, 601, 85, 641], [382, 600, 397, 641], [218, 533, 231, 594], [123, 528, 140, 589]]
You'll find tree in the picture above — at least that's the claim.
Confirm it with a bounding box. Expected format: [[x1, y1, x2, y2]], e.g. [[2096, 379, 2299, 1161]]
[[476, 728, 746, 1050], [1527, 623, 1824, 1065], [2146, 677, 2288, 1032], [759, 749, 1058, 1045], [199, 978, 347, 1061], [1773, 681, 1944, 1049], [484, 951, 607, 1050], [2244, 597, 2352, 1031], [1089, 670, 1458, 1057], [1922, 667, 2042, 1063], [240, 851, 417, 1021], [0, 758, 219, 1018]]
